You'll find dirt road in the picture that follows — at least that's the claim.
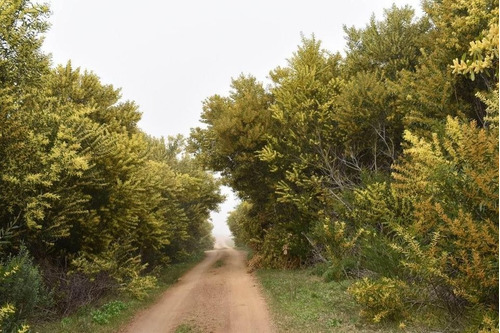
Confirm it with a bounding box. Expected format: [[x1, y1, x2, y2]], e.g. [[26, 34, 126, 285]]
[[121, 246, 274, 333]]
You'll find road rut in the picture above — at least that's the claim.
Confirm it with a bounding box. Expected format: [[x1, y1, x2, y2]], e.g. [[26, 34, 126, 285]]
[[121, 247, 274, 333]]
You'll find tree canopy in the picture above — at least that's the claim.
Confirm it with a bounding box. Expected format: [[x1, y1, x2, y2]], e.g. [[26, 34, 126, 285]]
[[0, 1, 223, 329], [191, 1, 498, 330]]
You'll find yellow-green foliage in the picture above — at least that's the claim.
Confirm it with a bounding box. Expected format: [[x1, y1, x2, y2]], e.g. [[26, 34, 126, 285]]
[[0, 262, 16, 331], [322, 218, 365, 257], [478, 315, 500, 333], [0, 303, 30, 333], [316, 214, 366, 279], [0, 247, 48, 332], [451, 24, 499, 80], [72, 241, 157, 298], [391, 114, 498, 308], [424, 0, 499, 53], [345, 93, 499, 328], [0, 303, 29, 333], [479, 86, 499, 127], [348, 277, 417, 323], [1, 1, 223, 323], [227, 201, 260, 249], [259, 226, 302, 269], [124, 275, 157, 300], [1, 39, 222, 319]]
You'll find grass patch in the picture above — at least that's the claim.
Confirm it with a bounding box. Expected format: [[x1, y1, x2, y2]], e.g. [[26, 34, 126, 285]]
[[174, 322, 202, 333], [214, 259, 225, 268], [32, 254, 204, 333], [257, 268, 458, 333], [90, 300, 127, 325], [258, 269, 406, 333]]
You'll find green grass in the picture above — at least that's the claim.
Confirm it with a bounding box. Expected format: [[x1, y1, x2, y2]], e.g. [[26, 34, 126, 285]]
[[257, 269, 405, 333], [174, 321, 202, 333], [214, 259, 225, 268], [257, 268, 460, 333], [32, 255, 204, 333], [90, 300, 128, 325]]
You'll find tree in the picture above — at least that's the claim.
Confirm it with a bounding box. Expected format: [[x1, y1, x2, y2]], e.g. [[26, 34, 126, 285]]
[[189, 75, 279, 262], [343, 5, 430, 80]]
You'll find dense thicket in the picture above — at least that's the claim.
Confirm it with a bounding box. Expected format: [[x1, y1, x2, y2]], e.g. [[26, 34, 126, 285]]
[[191, 0, 498, 330], [0, 1, 222, 330]]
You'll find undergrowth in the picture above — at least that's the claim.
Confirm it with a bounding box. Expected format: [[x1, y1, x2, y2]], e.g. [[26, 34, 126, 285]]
[[32, 254, 204, 333], [257, 268, 459, 333]]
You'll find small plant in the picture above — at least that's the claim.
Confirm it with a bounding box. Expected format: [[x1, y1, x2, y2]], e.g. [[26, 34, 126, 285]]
[[214, 259, 224, 268], [90, 300, 127, 325], [0, 303, 30, 333], [0, 246, 51, 332], [123, 274, 157, 300], [476, 313, 499, 333], [348, 277, 416, 323], [326, 318, 341, 328], [175, 322, 202, 332]]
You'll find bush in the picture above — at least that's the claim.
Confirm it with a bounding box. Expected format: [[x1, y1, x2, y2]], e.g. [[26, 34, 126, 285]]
[[467, 307, 500, 333], [0, 246, 51, 332], [49, 270, 115, 316], [123, 274, 157, 300], [391, 117, 499, 310], [348, 277, 418, 323], [312, 216, 367, 281]]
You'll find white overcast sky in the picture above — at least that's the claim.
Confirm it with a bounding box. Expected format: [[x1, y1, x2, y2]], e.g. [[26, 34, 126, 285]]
[[41, 0, 423, 236]]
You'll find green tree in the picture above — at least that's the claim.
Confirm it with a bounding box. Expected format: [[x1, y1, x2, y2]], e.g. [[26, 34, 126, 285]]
[[190, 75, 273, 201], [189, 75, 277, 261], [343, 5, 430, 79], [0, 0, 51, 252], [257, 36, 345, 265]]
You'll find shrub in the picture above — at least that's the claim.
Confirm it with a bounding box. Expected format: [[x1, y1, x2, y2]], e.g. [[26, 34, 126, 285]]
[[0, 309, 30, 333], [392, 116, 499, 309], [467, 308, 500, 333], [0, 246, 51, 332], [72, 241, 158, 301], [348, 277, 418, 323], [313, 215, 367, 280], [476, 313, 499, 333], [49, 270, 115, 316], [124, 274, 157, 300]]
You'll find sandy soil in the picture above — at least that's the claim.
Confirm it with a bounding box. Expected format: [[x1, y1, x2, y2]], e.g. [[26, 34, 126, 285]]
[[121, 246, 274, 333]]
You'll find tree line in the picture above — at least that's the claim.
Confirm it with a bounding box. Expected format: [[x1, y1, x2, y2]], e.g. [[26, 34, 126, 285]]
[[191, 0, 498, 330], [0, 1, 223, 331]]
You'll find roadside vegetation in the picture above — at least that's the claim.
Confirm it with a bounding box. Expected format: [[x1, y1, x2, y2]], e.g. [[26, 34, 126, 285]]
[[32, 255, 203, 333], [258, 268, 460, 333], [192, 0, 499, 331], [0, 1, 222, 331], [174, 322, 203, 333], [1, 0, 498, 331]]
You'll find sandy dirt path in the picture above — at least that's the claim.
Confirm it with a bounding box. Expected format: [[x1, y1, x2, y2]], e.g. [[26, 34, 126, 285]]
[[121, 246, 274, 333]]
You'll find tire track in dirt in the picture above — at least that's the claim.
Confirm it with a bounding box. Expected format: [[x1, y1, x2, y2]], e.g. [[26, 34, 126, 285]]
[[121, 247, 274, 333]]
